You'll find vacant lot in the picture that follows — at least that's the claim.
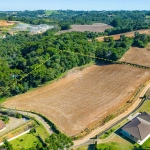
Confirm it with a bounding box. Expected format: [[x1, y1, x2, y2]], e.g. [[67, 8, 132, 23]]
[[96, 29, 150, 41], [120, 47, 150, 67], [0, 20, 15, 27], [3, 64, 150, 136], [57, 23, 112, 34]]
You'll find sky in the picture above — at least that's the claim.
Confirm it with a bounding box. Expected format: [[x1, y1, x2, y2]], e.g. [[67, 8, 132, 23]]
[[1, 0, 150, 11]]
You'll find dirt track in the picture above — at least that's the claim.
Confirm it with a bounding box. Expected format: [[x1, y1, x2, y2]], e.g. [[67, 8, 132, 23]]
[[3, 64, 150, 136]]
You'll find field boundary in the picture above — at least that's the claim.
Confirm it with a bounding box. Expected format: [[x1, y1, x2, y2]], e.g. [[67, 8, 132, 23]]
[[3, 49, 150, 98], [72, 79, 150, 140]]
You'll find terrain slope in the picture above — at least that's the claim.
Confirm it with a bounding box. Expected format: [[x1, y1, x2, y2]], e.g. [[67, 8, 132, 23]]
[[96, 29, 150, 41], [3, 64, 150, 136]]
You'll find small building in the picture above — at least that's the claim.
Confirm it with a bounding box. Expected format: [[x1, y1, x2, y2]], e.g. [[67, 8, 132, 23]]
[[0, 120, 6, 132], [121, 112, 150, 145]]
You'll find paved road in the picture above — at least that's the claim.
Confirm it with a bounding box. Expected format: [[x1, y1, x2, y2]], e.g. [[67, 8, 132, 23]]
[[17, 110, 53, 135], [1, 108, 53, 135], [73, 81, 150, 147]]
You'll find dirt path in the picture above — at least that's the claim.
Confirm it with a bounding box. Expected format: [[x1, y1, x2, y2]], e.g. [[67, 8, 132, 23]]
[[73, 81, 150, 147]]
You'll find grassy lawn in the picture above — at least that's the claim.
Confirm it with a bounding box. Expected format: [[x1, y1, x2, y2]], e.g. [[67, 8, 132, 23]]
[[45, 10, 58, 15], [97, 134, 135, 150], [75, 146, 88, 150], [99, 119, 128, 139], [9, 118, 49, 149], [35, 121, 50, 140], [138, 100, 150, 114], [10, 133, 40, 149], [142, 138, 150, 148]]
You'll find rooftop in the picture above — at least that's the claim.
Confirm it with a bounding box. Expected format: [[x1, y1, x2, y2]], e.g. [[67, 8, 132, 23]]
[[122, 112, 150, 140]]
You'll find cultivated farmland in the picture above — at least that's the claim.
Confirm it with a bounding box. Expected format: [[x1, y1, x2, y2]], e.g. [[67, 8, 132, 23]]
[[57, 23, 112, 34], [0, 20, 15, 27], [3, 64, 150, 136], [120, 47, 150, 67], [96, 29, 150, 41]]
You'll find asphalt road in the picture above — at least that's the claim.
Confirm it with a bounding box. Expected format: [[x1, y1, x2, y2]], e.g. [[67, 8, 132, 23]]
[[17, 110, 53, 135]]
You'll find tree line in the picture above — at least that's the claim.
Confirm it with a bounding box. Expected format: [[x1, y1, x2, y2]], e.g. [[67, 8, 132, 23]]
[[1, 10, 150, 33], [0, 28, 150, 99]]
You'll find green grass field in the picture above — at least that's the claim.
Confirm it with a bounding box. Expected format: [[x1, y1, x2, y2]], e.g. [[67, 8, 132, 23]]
[[75, 146, 88, 150], [45, 10, 58, 15], [10, 118, 49, 149], [10, 133, 41, 149], [138, 100, 150, 113]]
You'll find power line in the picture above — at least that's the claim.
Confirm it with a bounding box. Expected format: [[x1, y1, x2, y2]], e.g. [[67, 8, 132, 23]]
[[2, 49, 150, 96]]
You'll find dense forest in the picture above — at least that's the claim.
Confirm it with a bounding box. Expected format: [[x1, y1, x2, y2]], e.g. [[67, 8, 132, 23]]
[[0, 10, 150, 99], [1, 10, 150, 33], [0, 28, 150, 99]]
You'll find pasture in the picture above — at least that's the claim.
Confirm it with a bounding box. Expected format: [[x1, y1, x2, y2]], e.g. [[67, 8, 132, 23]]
[[3, 64, 150, 136], [57, 23, 112, 34]]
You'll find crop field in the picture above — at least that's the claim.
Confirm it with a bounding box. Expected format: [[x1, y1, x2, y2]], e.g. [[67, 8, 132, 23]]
[[57, 23, 112, 34], [96, 29, 150, 41], [120, 47, 150, 67], [0, 20, 15, 27], [3, 64, 150, 136]]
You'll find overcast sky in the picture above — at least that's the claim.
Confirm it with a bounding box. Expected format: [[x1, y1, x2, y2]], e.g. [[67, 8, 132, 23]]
[[0, 0, 150, 11]]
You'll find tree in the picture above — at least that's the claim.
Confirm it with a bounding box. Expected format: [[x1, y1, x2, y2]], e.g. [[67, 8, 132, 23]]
[[60, 23, 71, 30], [3, 138, 13, 150]]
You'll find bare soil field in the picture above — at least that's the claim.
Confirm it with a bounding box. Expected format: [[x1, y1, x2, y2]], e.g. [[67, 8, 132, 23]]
[[57, 23, 112, 34], [3, 64, 150, 136], [96, 29, 150, 41], [0, 20, 15, 27], [120, 47, 150, 67]]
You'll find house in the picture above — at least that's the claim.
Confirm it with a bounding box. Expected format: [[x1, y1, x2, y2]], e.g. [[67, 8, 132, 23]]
[[0, 120, 6, 132], [121, 112, 150, 145]]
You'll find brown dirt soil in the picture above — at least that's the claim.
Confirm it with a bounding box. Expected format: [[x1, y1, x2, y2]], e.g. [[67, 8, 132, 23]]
[[0, 20, 14, 27], [96, 29, 150, 41], [120, 47, 150, 67], [57, 23, 112, 34], [3, 64, 150, 136]]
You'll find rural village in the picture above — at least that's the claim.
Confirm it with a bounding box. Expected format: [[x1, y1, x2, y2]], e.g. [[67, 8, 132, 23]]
[[1, 2, 150, 150]]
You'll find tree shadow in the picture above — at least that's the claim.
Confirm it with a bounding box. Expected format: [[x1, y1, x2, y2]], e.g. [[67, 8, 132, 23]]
[[95, 60, 113, 66], [87, 144, 95, 150]]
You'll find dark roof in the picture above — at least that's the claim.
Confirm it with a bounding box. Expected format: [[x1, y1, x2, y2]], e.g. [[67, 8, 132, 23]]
[[0, 120, 5, 130], [122, 112, 150, 140]]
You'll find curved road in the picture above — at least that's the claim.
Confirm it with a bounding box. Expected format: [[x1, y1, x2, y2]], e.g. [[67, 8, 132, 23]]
[[17, 110, 53, 134], [3, 81, 150, 148], [73, 81, 150, 147], [1, 109, 53, 135]]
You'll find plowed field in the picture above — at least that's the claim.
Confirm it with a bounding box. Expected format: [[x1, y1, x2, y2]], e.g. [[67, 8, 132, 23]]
[[3, 64, 150, 136], [120, 47, 150, 67], [0, 20, 14, 27], [57, 23, 112, 34], [96, 29, 150, 41]]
